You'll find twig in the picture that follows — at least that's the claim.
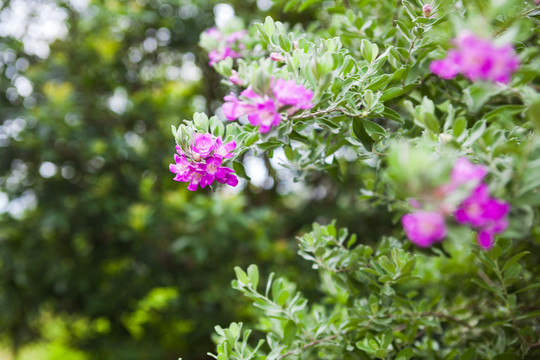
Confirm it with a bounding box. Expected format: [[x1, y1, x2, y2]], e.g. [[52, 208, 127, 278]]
[[292, 107, 367, 120], [493, 261, 528, 346], [478, 270, 497, 288], [278, 334, 340, 360], [493, 6, 540, 38]]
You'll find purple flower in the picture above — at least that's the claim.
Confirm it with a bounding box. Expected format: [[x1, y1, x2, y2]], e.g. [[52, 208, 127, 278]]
[[422, 4, 432, 17], [215, 167, 239, 186], [478, 230, 495, 249], [175, 144, 185, 156], [229, 70, 243, 85], [222, 92, 256, 120], [200, 156, 222, 188], [454, 183, 510, 248], [170, 154, 192, 182], [455, 184, 510, 228], [208, 49, 223, 66], [187, 164, 206, 191], [224, 79, 313, 133], [402, 211, 447, 247], [204, 27, 223, 40], [191, 133, 215, 159], [430, 31, 520, 84], [450, 157, 488, 189], [430, 51, 461, 79], [214, 136, 236, 159], [247, 99, 281, 133], [226, 30, 247, 44], [170, 131, 238, 191], [272, 79, 314, 111], [208, 47, 242, 66]]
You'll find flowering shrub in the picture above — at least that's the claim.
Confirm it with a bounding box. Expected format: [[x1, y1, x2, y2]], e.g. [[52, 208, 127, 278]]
[[170, 0, 540, 358], [200, 26, 248, 66], [223, 78, 314, 133], [400, 156, 510, 249], [170, 113, 238, 191]]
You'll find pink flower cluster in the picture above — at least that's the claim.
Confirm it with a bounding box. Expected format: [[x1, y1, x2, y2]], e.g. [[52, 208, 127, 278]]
[[222, 79, 314, 133], [169, 133, 238, 191], [430, 31, 520, 84], [402, 158, 510, 249], [204, 27, 247, 66]]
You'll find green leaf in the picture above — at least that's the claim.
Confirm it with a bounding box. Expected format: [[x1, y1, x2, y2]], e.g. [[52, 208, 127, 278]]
[[283, 320, 297, 346], [460, 348, 477, 360], [351, 118, 374, 151], [362, 119, 386, 139], [278, 34, 292, 52], [513, 282, 540, 294], [299, 0, 321, 11], [367, 74, 391, 91], [234, 267, 249, 285], [453, 117, 467, 138], [463, 120, 486, 147], [375, 349, 387, 359], [502, 251, 530, 272], [515, 310, 540, 320], [483, 105, 526, 122], [361, 39, 374, 63], [247, 264, 259, 289], [424, 112, 440, 133], [254, 23, 270, 44], [284, 0, 301, 12], [378, 255, 396, 275], [233, 161, 251, 181], [492, 353, 521, 360], [276, 290, 289, 306], [395, 20, 411, 41], [381, 107, 404, 123], [264, 16, 275, 39], [369, 294, 379, 314], [470, 278, 503, 298], [503, 263, 521, 279], [380, 329, 393, 348], [396, 348, 414, 360], [380, 83, 417, 101], [243, 131, 260, 146]]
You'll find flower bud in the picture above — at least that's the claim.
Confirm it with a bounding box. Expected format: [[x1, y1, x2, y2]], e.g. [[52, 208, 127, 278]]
[[270, 52, 286, 62], [229, 70, 243, 86], [439, 133, 452, 143], [422, 3, 432, 17]]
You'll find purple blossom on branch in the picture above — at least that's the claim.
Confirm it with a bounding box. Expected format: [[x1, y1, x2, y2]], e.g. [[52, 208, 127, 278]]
[[455, 183, 510, 249], [222, 78, 313, 133], [402, 211, 447, 248], [402, 157, 510, 249], [430, 31, 520, 84], [170, 132, 238, 191], [449, 157, 488, 189], [204, 28, 246, 66]]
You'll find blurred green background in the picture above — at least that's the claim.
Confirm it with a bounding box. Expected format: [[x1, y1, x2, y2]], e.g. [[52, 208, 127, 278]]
[[0, 1, 391, 359]]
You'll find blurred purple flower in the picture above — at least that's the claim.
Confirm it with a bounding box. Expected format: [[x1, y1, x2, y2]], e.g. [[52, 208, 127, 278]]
[[223, 79, 313, 133], [450, 157, 488, 189], [247, 99, 281, 133], [402, 211, 447, 247], [430, 31, 520, 84]]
